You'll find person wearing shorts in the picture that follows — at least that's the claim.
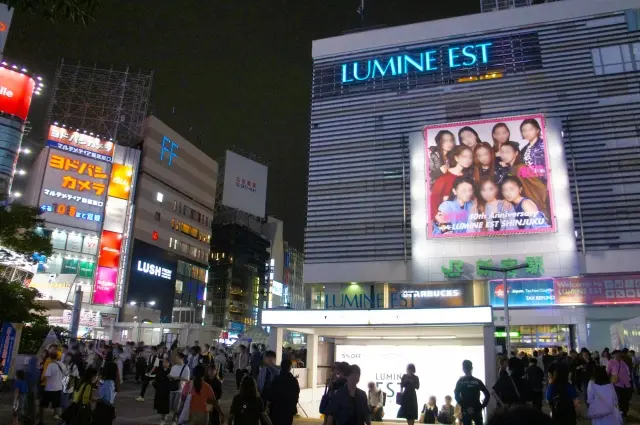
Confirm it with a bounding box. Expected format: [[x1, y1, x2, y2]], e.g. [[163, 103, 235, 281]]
[[38, 354, 67, 423]]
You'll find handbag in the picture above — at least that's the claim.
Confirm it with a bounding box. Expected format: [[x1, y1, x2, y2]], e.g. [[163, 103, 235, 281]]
[[610, 362, 621, 384], [319, 384, 330, 414], [588, 386, 622, 423], [396, 391, 404, 405], [177, 382, 192, 424]]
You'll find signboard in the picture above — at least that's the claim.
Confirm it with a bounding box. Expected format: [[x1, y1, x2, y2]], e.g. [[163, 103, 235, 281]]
[[93, 266, 117, 305], [272, 280, 283, 297], [78, 261, 95, 278], [0, 67, 35, 121], [28, 273, 76, 301], [0, 322, 16, 374], [221, 150, 268, 218], [390, 283, 468, 308], [160, 136, 179, 167], [39, 151, 109, 231], [107, 164, 133, 200], [65, 233, 83, 253], [341, 41, 492, 84], [47, 124, 115, 162], [48, 309, 101, 328], [336, 344, 485, 419], [81, 235, 99, 255], [424, 115, 555, 238], [97, 230, 123, 268], [0, 5, 14, 61], [50, 230, 67, 250], [102, 197, 127, 233], [489, 275, 640, 307]]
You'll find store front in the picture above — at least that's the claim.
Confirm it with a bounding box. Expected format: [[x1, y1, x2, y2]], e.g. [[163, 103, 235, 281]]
[[262, 307, 496, 419]]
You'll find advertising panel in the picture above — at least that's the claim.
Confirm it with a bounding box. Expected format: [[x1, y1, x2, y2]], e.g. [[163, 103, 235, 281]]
[[0, 117, 25, 193], [49, 309, 101, 328], [389, 283, 469, 308], [107, 164, 133, 199], [489, 276, 640, 307], [50, 230, 67, 250], [102, 197, 127, 233], [0, 67, 35, 121], [336, 345, 485, 419], [0, 5, 14, 60], [424, 114, 555, 238], [221, 150, 268, 218], [93, 266, 117, 305], [47, 125, 115, 162], [65, 233, 83, 253], [97, 230, 123, 268], [28, 273, 76, 301], [81, 235, 99, 255], [39, 150, 109, 232]]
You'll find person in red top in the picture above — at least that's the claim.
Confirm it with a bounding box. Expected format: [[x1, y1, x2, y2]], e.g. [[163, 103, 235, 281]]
[[430, 145, 474, 221], [181, 365, 224, 425]]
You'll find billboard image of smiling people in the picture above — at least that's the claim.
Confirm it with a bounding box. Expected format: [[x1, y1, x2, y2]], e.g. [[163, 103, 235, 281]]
[[425, 115, 555, 237]]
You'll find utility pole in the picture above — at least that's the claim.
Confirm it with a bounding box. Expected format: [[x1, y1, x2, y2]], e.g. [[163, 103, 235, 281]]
[[479, 263, 527, 357], [357, 0, 365, 27]]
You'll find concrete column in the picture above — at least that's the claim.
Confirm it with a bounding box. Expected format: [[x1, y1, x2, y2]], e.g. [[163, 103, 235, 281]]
[[483, 324, 497, 416], [307, 333, 319, 390], [274, 327, 284, 365]]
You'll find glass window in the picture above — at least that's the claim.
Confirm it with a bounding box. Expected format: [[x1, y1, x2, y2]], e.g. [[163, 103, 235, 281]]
[[183, 205, 191, 217], [173, 200, 177, 211], [592, 44, 636, 75], [190, 227, 198, 238], [154, 211, 161, 221], [181, 223, 191, 234], [180, 242, 189, 254], [177, 261, 186, 276]]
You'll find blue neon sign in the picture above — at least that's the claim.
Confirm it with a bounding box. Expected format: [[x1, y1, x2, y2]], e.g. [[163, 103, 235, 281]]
[[160, 136, 179, 166], [341, 42, 492, 84]]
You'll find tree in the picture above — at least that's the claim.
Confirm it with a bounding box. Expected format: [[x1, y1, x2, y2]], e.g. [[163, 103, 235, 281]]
[[19, 316, 69, 354], [0, 202, 52, 259], [0, 277, 46, 324], [4, 0, 99, 25]]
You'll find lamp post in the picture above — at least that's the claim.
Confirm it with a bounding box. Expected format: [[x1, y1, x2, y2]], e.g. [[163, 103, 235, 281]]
[[479, 263, 528, 357]]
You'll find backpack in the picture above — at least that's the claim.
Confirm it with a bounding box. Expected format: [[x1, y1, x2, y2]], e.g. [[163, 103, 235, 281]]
[[381, 390, 387, 406]]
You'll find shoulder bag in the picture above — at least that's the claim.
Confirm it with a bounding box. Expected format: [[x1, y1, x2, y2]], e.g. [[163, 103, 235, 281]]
[[588, 387, 622, 423], [610, 362, 621, 384], [177, 381, 192, 424], [319, 384, 330, 414]]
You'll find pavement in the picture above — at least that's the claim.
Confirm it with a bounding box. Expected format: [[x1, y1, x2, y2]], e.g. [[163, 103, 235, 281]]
[[2, 378, 640, 425]]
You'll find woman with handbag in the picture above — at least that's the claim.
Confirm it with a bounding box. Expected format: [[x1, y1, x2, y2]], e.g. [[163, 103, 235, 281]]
[[397, 363, 420, 425], [606, 350, 632, 419], [179, 364, 224, 425], [93, 362, 117, 425], [61, 367, 97, 425], [587, 366, 622, 425]]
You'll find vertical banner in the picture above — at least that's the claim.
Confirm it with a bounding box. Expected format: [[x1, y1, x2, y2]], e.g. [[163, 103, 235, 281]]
[[0, 322, 20, 377], [93, 267, 118, 305]]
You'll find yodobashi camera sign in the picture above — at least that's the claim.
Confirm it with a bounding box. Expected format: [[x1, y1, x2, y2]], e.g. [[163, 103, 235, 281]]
[[424, 114, 556, 238]]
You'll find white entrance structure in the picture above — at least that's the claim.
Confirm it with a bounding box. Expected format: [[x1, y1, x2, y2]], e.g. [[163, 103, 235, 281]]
[[262, 306, 497, 419]]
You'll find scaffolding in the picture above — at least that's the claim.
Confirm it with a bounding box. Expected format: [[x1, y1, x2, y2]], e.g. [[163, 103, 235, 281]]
[[44, 59, 153, 146], [480, 0, 563, 13]]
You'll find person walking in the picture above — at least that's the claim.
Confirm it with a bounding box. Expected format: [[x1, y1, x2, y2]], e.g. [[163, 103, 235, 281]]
[[607, 350, 632, 419], [38, 349, 67, 425], [93, 362, 117, 425], [492, 357, 528, 410], [454, 360, 490, 425], [325, 364, 370, 425], [397, 364, 419, 425], [234, 345, 251, 390], [204, 364, 223, 425], [153, 358, 172, 425], [61, 367, 97, 425], [250, 344, 262, 379], [268, 359, 300, 425], [179, 364, 224, 425], [525, 357, 545, 410], [168, 352, 191, 425], [546, 362, 578, 425], [587, 366, 622, 425], [228, 375, 272, 425], [61, 352, 80, 412], [136, 345, 159, 402], [257, 350, 279, 402], [367, 382, 384, 422]]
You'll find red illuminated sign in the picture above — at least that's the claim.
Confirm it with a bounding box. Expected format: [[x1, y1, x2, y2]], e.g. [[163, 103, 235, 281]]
[[98, 230, 123, 268], [152, 231, 159, 241], [0, 68, 35, 121]]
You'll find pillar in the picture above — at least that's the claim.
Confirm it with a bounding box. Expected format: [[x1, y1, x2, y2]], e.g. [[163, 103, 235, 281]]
[[307, 333, 319, 390], [274, 327, 284, 365], [483, 324, 497, 415]]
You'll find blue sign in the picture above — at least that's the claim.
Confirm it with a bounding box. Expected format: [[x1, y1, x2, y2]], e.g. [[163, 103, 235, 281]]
[[341, 42, 492, 84], [40, 204, 102, 222], [489, 278, 555, 307], [160, 136, 178, 166], [0, 322, 17, 375], [47, 141, 113, 163]]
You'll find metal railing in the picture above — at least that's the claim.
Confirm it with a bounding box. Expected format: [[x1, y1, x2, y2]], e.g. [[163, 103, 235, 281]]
[[480, 0, 563, 13]]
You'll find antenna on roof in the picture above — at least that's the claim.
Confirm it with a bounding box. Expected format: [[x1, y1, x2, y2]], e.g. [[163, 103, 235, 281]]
[[357, 0, 364, 27]]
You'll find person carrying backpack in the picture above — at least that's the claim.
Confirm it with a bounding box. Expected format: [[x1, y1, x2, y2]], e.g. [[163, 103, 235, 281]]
[[546, 362, 578, 425], [367, 381, 384, 421], [257, 351, 279, 402], [525, 357, 544, 410]]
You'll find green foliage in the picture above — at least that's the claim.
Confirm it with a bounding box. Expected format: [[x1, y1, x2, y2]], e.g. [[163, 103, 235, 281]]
[[0, 277, 47, 323], [19, 316, 69, 354], [4, 0, 99, 25], [0, 202, 52, 259]]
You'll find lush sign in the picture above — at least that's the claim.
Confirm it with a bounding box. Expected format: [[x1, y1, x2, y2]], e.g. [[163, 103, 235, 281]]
[[341, 42, 491, 84]]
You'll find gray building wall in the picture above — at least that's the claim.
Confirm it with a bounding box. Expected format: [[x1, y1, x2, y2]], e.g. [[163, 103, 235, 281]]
[[306, 0, 640, 284]]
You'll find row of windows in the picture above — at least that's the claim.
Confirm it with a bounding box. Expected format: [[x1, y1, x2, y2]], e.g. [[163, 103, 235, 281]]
[[172, 200, 211, 228], [177, 260, 207, 282], [591, 43, 640, 75], [171, 218, 211, 243], [168, 237, 208, 262]]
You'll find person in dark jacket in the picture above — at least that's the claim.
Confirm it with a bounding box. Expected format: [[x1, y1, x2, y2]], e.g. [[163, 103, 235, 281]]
[[398, 363, 420, 424], [268, 359, 300, 425], [153, 358, 172, 423], [454, 360, 490, 425], [250, 344, 262, 379], [204, 364, 223, 425], [428, 130, 456, 183], [525, 357, 544, 409], [492, 357, 528, 409]]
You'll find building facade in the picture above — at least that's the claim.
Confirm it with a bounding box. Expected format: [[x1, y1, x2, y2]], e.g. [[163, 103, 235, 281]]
[[306, 0, 640, 349], [284, 241, 304, 309], [124, 115, 217, 323]]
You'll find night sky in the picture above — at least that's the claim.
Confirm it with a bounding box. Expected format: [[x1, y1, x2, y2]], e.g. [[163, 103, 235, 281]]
[[7, 0, 478, 248]]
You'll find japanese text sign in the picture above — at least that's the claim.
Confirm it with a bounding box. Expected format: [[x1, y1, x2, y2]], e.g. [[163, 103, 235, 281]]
[[47, 124, 115, 162]]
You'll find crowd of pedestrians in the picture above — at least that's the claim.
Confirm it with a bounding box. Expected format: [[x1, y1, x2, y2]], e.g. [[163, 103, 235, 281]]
[[11, 339, 304, 425]]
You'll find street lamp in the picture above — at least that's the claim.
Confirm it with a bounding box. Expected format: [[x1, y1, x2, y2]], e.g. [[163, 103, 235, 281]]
[[148, 301, 156, 306], [479, 263, 528, 358]]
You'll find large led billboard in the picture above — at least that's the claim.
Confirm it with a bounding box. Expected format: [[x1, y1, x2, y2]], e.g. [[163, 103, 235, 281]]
[[0, 67, 35, 121], [38, 150, 110, 231], [221, 150, 268, 218], [424, 114, 555, 238], [336, 344, 485, 419]]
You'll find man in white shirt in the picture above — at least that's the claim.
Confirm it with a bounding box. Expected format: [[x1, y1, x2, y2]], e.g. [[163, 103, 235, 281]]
[[168, 352, 191, 424], [39, 354, 68, 422], [367, 381, 384, 422], [234, 345, 251, 390]]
